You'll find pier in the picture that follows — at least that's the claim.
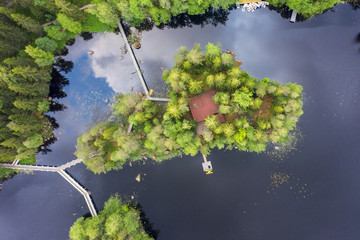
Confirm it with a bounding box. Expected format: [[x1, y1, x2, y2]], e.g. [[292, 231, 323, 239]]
[[201, 154, 213, 174], [290, 10, 297, 23], [0, 159, 97, 216]]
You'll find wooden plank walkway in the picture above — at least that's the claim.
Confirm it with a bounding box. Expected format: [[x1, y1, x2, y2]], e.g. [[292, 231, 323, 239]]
[[118, 22, 150, 97], [147, 97, 171, 102], [59, 158, 83, 170], [0, 163, 60, 172], [58, 170, 97, 216], [0, 159, 97, 216]]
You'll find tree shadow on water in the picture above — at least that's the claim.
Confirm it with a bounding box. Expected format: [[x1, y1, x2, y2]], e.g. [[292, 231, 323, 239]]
[[268, 4, 306, 22], [123, 6, 235, 34], [38, 58, 72, 154], [355, 32, 360, 52], [133, 203, 160, 239]]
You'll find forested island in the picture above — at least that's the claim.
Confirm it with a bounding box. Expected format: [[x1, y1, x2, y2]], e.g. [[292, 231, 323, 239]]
[[76, 43, 303, 174], [69, 195, 154, 240]]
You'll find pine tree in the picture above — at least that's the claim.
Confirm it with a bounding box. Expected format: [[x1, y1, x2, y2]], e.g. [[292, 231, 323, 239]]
[[85, 3, 120, 28], [25, 45, 55, 67], [35, 37, 58, 53], [55, 0, 85, 21], [57, 13, 82, 34], [10, 14, 42, 34]]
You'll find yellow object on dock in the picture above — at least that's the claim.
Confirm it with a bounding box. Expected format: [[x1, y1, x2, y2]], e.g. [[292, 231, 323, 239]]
[[239, 0, 260, 4], [149, 89, 153, 96]]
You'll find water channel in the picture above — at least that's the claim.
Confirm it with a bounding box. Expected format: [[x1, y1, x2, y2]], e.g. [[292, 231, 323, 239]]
[[1, 4, 360, 240]]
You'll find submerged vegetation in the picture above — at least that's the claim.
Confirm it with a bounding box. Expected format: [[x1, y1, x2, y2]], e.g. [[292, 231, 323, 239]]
[[69, 195, 154, 240], [76, 43, 303, 174]]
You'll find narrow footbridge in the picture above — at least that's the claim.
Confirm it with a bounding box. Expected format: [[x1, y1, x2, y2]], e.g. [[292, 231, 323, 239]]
[[118, 22, 171, 103], [0, 159, 97, 216]]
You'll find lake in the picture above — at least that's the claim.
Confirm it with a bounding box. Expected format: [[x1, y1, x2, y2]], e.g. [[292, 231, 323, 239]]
[[0, 4, 360, 240]]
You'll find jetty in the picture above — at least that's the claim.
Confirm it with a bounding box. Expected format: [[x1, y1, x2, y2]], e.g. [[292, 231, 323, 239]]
[[290, 10, 297, 23], [0, 159, 97, 216], [201, 154, 213, 174]]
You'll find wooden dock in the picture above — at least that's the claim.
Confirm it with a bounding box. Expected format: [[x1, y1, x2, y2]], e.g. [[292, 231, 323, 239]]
[[290, 10, 297, 23], [201, 154, 213, 174]]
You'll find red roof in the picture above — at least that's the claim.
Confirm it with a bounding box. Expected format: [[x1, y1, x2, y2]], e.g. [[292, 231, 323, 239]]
[[188, 90, 219, 122]]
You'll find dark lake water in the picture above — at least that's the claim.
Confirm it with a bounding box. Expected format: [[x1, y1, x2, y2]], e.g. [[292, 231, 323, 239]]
[[1, 4, 360, 240]]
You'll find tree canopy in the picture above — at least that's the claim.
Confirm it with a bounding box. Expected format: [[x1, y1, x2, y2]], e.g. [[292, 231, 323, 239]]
[[69, 195, 154, 240]]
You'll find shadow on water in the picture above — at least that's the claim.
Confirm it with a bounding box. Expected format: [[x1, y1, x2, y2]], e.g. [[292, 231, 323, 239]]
[[133, 203, 160, 239], [122, 6, 235, 34], [268, 4, 307, 21], [80, 32, 94, 41], [355, 32, 360, 52], [38, 57, 73, 154], [347, 0, 360, 10]]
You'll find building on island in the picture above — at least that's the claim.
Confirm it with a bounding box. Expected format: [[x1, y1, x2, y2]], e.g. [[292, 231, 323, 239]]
[[188, 90, 225, 123]]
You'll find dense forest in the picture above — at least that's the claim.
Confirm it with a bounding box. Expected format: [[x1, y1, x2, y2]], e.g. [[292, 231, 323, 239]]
[[75, 43, 303, 174], [69, 195, 154, 240]]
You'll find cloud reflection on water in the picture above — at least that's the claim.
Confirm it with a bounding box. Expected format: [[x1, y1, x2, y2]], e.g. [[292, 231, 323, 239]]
[[66, 33, 141, 93]]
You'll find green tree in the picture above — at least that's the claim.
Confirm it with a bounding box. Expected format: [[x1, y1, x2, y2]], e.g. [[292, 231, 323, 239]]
[[186, 43, 204, 65], [55, 0, 85, 21], [35, 37, 58, 53], [205, 115, 219, 130], [69, 195, 153, 240], [113, 93, 142, 116], [221, 53, 233, 67], [44, 24, 68, 41], [25, 45, 55, 67], [10, 13, 42, 34], [57, 13, 82, 34], [205, 42, 222, 59], [23, 133, 43, 148], [232, 90, 252, 109], [85, 3, 120, 28]]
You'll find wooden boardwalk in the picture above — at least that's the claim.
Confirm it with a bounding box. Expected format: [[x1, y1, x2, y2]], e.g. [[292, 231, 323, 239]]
[[118, 23, 171, 103], [58, 170, 97, 216], [0, 159, 97, 216], [118, 22, 150, 97]]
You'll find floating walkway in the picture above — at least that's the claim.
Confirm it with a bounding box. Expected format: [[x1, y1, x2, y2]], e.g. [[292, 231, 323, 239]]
[[0, 159, 97, 216]]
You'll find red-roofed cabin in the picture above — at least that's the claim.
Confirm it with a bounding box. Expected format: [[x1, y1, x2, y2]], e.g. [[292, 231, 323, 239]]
[[188, 90, 220, 122]]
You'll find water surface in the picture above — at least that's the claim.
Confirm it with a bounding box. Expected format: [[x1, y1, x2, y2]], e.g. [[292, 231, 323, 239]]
[[1, 5, 360, 240]]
